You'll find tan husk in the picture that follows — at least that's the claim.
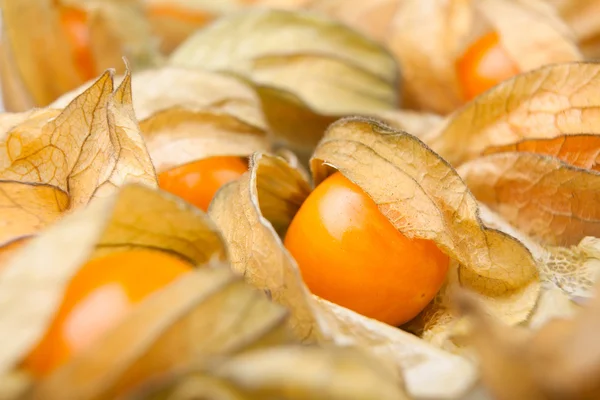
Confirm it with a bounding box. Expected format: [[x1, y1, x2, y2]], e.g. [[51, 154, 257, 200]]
[[456, 277, 600, 400], [144, 0, 310, 54], [51, 67, 270, 174], [311, 0, 580, 114], [312, 117, 540, 327], [209, 152, 479, 399], [0, 183, 227, 378], [549, 0, 600, 59], [131, 345, 408, 400], [426, 62, 600, 166], [478, 204, 600, 305], [458, 151, 600, 246], [0, 0, 158, 111], [484, 134, 600, 172], [169, 9, 399, 153], [0, 69, 155, 256]]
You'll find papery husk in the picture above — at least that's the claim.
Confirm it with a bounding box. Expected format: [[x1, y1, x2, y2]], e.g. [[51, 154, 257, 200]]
[[484, 134, 600, 172], [456, 277, 600, 400], [209, 151, 480, 399], [0, 69, 155, 259], [128, 345, 408, 400], [548, 0, 600, 59], [311, 0, 581, 114], [459, 152, 600, 247], [144, 0, 310, 54], [426, 62, 600, 166], [0, 0, 159, 111], [169, 9, 399, 156], [52, 67, 270, 173]]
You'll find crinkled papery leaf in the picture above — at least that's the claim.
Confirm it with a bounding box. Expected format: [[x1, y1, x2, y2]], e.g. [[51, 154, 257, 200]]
[[135, 345, 408, 400], [209, 152, 478, 399], [458, 152, 600, 246], [0, 0, 158, 111], [169, 9, 399, 152], [52, 67, 270, 173], [0, 184, 228, 378], [0, 70, 155, 252], [32, 268, 290, 400], [145, 0, 310, 54], [312, 117, 539, 327], [484, 134, 600, 172], [426, 62, 600, 166], [478, 203, 600, 304], [209, 153, 325, 342], [456, 279, 600, 400]]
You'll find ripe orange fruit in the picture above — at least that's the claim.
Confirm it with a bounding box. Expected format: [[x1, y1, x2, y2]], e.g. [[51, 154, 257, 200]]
[[158, 156, 248, 212], [22, 249, 192, 377], [284, 172, 450, 326], [456, 31, 520, 101], [59, 7, 96, 81]]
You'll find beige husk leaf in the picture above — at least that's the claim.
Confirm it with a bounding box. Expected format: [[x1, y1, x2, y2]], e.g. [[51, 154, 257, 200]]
[[0, 69, 155, 254], [484, 134, 600, 172], [52, 67, 270, 173], [311, 0, 580, 114], [169, 9, 399, 153], [131, 345, 408, 400], [549, 0, 600, 59], [426, 62, 600, 166], [0, 183, 228, 381], [458, 152, 600, 247], [0, 0, 158, 111], [477, 203, 600, 307], [209, 152, 479, 399], [456, 277, 600, 400], [144, 0, 310, 54], [312, 117, 539, 326]]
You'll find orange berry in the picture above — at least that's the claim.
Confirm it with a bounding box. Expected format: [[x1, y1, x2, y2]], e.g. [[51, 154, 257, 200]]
[[158, 156, 248, 212], [59, 7, 96, 81], [456, 31, 520, 101], [284, 172, 449, 326], [22, 250, 192, 377]]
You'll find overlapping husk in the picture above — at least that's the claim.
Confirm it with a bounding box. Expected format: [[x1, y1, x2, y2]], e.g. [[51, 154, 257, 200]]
[[0, 0, 159, 111], [456, 275, 600, 399], [144, 0, 311, 54], [548, 0, 600, 59], [168, 9, 400, 158], [52, 67, 271, 174], [0, 69, 155, 264], [309, 0, 582, 114], [426, 62, 600, 166]]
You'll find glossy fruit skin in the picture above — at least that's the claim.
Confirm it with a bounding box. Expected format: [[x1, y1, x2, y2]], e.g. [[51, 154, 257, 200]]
[[22, 250, 192, 377], [59, 7, 96, 81], [284, 172, 449, 326], [158, 156, 248, 212], [456, 31, 520, 101]]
